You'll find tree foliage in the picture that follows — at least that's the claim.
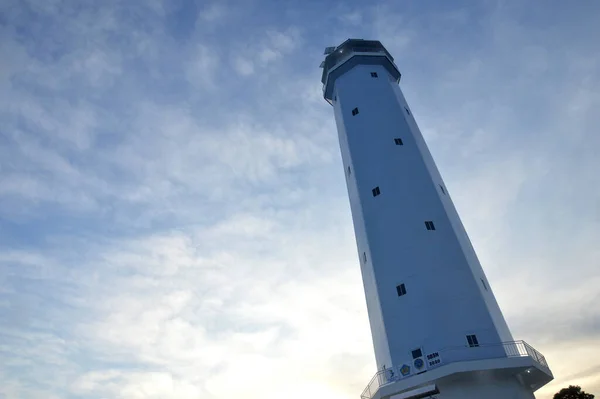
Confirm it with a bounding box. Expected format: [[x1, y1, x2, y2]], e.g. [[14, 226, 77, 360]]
[[553, 385, 595, 399]]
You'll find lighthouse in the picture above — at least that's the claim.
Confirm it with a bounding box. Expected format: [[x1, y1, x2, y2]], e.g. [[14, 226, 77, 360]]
[[321, 39, 553, 399]]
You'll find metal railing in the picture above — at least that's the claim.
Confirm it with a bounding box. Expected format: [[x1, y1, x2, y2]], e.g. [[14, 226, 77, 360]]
[[360, 340, 549, 399]]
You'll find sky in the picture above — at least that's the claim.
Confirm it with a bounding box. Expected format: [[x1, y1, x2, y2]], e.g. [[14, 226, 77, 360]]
[[0, 0, 599, 398]]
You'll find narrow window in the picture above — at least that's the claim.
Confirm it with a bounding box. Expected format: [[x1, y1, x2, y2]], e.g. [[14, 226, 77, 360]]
[[372, 186, 381, 197], [481, 278, 488, 291], [440, 185, 445, 194], [405, 107, 411, 115], [396, 283, 407, 296], [363, 252, 367, 263], [347, 166, 351, 176], [371, 72, 378, 78], [394, 138, 403, 145], [466, 334, 479, 347], [352, 107, 359, 116], [425, 221, 436, 230], [411, 348, 423, 359]]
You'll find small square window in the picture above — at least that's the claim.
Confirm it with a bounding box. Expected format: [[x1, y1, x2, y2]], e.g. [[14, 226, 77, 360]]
[[405, 107, 411, 115], [347, 166, 351, 176], [481, 278, 488, 291], [466, 334, 479, 347], [363, 252, 367, 263], [396, 283, 406, 296], [352, 107, 359, 116], [372, 186, 381, 197], [371, 72, 378, 78], [411, 348, 422, 359], [440, 185, 445, 194], [425, 221, 436, 230], [394, 138, 403, 146]]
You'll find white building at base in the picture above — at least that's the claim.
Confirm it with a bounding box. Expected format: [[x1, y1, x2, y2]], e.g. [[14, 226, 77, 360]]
[[320, 39, 553, 399]]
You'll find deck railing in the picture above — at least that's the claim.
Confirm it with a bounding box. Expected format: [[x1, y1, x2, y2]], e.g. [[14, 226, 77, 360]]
[[360, 340, 549, 399]]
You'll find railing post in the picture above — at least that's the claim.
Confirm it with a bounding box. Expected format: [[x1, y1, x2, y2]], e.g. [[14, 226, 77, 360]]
[[537, 349, 543, 363], [518, 341, 524, 356], [524, 342, 537, 362], [505, 342, 513, 357]]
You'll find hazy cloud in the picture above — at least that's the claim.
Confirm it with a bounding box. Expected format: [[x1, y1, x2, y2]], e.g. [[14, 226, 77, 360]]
[[1, 1, 599, 398]]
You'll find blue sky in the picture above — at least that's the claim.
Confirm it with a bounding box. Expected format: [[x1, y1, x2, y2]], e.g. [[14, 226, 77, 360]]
[[1, 0, 599, 398]]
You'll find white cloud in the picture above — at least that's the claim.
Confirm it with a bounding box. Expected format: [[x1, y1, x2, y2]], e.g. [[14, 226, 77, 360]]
[[338, 10, 363, 25], [233, 56, 255, 76], [2, 1, 600, 399], [72, 370, 204, 399], [70, 48, 123, 88], [0, 205, 370, 398], [198, 3, 228, 24], [266, 28, 301, 54], [185, 44, 220, 90], [229, 27, 303, 77], [258, 48, 279, 64]]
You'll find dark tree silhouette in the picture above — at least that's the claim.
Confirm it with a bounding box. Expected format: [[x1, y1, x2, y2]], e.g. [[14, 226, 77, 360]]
[[553, 385, 595, 399]]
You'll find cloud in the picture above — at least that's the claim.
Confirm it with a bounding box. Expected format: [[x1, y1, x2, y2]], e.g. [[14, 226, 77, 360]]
[[198, 2, 228, 24], [184, 44, 220, 90], [338, 10, 363, 26], [233, 56, 255, 76], [229, 27, 303, 77], [0, 204, 370, 398], [71, 370, 204, 399], [2, 1, 600, 399]]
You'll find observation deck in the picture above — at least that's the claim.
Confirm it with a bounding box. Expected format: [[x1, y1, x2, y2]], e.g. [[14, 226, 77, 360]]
[[360, 340, 553, 399]]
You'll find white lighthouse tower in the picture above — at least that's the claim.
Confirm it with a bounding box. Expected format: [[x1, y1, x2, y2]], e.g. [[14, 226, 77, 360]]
[[321, 39, 553, 399]]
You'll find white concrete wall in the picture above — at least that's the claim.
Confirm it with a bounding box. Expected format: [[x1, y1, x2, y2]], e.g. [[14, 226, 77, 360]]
[[333, 83, 392, 369], [331, 62, 513, 371]]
